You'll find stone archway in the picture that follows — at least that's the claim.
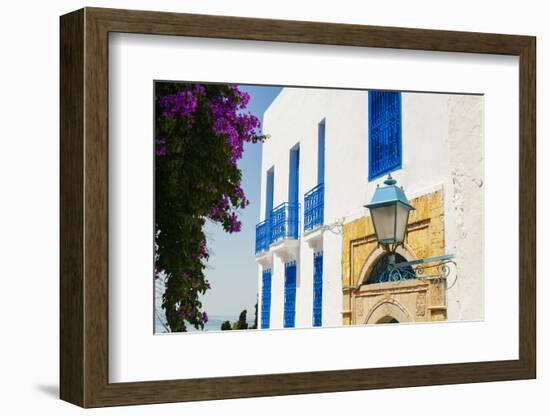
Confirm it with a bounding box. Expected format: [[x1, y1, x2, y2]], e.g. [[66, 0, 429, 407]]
[[351, 245, 429, 325], [341, 188, 448, 326], [356, 244, 417, 288], [364, 298, 412, 325]]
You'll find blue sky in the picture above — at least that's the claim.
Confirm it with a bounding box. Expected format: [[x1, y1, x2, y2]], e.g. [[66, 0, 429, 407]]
[[200, 85, 282, 321]]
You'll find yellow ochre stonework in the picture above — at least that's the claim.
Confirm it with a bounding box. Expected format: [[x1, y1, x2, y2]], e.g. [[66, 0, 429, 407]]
[[342, 188, 447, 325]]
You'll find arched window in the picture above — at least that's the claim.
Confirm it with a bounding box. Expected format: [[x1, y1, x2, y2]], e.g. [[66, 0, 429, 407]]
[[377, 316, 400, 324], [365, 253, 415, 284]]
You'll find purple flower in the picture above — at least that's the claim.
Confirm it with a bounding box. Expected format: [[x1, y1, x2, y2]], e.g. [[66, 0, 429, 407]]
[[155, 137, 167, 156], [208, 88, 261, 167], [208, 194, 230, 222], [194, 84, 206, 96], [160, 90, 198, 119], [198, 241, 208, 259], [231, 85, 250, 108], [234, 184, 245, 199], [162, 85, 261, 241], [227, 212, 241, 233], [201, 311, 209, 323]]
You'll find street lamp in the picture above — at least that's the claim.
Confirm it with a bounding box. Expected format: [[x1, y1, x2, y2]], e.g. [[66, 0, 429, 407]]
[[364, 173, 456, 282], [364, 174, 414, 259]]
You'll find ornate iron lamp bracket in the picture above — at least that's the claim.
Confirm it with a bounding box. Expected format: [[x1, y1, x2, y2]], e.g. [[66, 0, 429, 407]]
[[386, 254, 457, 288]]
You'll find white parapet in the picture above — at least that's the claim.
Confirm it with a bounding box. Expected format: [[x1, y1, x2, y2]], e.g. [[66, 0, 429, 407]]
[[303, 227, 324, 251], [255, 250, 273, 268], [270, 238, 300, 263]]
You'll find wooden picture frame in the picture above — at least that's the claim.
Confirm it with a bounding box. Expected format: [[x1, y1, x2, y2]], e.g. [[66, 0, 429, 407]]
[[60, 7, 536, 408]]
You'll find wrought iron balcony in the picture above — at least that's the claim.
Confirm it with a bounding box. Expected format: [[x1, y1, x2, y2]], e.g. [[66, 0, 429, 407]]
[[255, 202, 300, 256], [304, 183, 324, 232], [271, 202, 300, 242], [255, 219, 271, 254]]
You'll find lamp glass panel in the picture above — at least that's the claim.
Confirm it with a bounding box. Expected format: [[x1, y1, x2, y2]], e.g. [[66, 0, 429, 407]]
[[370, 205, 396, 243], [394, 203, 410, 243]]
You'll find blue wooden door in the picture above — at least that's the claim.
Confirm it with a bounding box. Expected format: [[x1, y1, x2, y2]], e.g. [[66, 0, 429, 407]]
[[283, 261, 297, 328], [312, 252, 323, 327], [261, 268, 272, 329]]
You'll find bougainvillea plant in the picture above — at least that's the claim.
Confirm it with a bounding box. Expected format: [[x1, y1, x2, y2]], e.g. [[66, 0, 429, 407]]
[[155, 82, 267, 332]]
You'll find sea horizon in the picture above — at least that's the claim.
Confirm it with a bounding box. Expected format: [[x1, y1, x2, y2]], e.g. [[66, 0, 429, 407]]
[[155, 314, 256, 334]]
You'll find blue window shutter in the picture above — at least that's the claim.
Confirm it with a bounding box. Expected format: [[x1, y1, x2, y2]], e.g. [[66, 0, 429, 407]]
[[283, 261, 297, 328], [368, 91, 402, 180], [261, 269, 272, 329], [312, 252, 323, 327], [265, 168, 274, 220], [317, 120, 325, 185], [288, 146, 300, 205]]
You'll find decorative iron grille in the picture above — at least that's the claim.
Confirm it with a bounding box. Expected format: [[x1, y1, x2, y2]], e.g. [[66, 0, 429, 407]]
[[283, 261, 297, 328], [368, 91, 402, 180], [366, 253, 413, 284], [261, 268, 272, 329], [255, 220, 271, 254], [304, 183, 324, 232], [271, 202, 300, 242], [312, 251, 323, 327]]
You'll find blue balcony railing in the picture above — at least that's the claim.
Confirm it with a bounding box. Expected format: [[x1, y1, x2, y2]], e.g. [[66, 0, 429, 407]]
[[255, 202, 300, 255], [304, 183, 324, 232], [255, 220, 271, 254], [271, 202, 300, 242]]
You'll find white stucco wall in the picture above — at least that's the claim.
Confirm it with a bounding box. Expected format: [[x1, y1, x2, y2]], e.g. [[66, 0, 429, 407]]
[[257, 87, 483, 329], [444, 95, 484, 321]]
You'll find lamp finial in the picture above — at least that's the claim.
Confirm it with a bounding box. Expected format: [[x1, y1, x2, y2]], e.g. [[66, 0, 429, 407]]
[[384, 173, 397, 186]]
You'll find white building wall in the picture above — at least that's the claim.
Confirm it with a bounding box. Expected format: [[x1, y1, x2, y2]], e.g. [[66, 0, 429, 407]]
[[322, 229, 343, 327], [257, 88, 483, 329], [269, 256, 285, 328], [445, 95, 484, 321]]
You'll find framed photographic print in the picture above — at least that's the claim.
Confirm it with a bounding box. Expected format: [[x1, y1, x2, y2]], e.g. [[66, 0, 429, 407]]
[[60, 7, 536, 408]]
